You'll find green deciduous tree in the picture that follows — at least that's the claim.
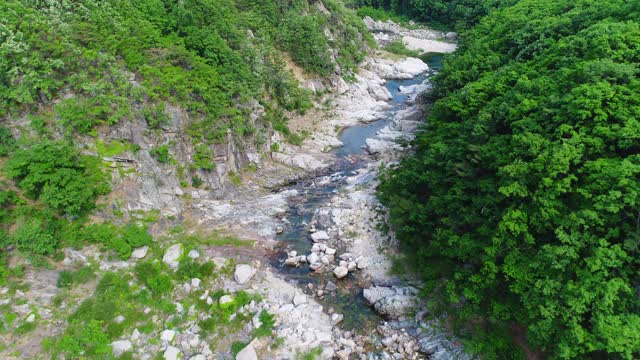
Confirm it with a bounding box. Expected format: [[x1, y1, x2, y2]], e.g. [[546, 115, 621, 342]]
[[5, 141, 109, 216]]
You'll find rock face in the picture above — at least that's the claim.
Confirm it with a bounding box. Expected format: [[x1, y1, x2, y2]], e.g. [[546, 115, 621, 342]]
[[162, 244, 182, 269], [234, 264, 256, 285], [235, 343, 258, 360]]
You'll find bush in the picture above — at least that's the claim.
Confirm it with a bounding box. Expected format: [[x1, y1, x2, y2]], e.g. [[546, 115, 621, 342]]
[[121, 223, 152, 248], [9, 219, 57, 256], [253, 310, 276, 338], [193, 144, 214, 171], [383, 40, 421, 57], [150, 145, 171, 164], [5, 141, 109, 215], [56, 267, 95, 289], [134, 262, 173, 297], [143, 104, 169, 129], [0, 126, 15, 156], [231, 341, 248, 356], [175, 257, 215, 282], [47, 319, 112, 359]]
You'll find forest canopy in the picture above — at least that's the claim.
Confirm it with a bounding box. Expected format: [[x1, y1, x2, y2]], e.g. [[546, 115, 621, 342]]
[[379, 0, 640, 358]]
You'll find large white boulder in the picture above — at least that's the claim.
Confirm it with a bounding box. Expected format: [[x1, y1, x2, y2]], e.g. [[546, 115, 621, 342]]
[[164, 346, 182, 360], [293, 294, 307, 307], [394, 57, 429, 77], [366, 138, 401, 154], [310, 231, 330, 242], [160, 329, 176, 342], [363, 286, 419, 319], [234, 264, 256, 284], [131, 246, 149, 259], [333, 266, 349, 279], [111, 340, 132, 357], [163, 244, 182, 269], [235, 344, 258, 360], [307, 252, 320, 265]]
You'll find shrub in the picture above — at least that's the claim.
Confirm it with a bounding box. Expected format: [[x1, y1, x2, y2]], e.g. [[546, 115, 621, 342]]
[[143, 104, 170, 129], [121, 223, 152, 248], [0, 126, 15, 156], [193, 144, 214, 170], [191, 175, 203, 188], [134, 262, 173, 297], [9, 219, 57, 256], [175, 257, 215, 282], [46, 319, 111, 359], [253, 310, 276, 338], [150, 145, 171, 163], [231, 341, 248, 356], [56, 267, 95, 289], [5, 141, 109, 215]]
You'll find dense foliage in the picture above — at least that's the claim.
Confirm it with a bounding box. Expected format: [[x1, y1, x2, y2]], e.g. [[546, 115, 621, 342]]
[[1, 0, 369, 143], [5, 141, 109, 215], [349, 0, 507, 27], [379, 0, 640, 358]]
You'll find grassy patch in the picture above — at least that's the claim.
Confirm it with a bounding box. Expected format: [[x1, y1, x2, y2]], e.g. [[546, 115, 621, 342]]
[[96, 140, 127, 158], [253, 310, 276, 338], [228, 172, 242, 186], [57, 266, 96, 289], [178, 232, 255, 249], [384, 40, 422, 57], [297, 346, 323, 360]]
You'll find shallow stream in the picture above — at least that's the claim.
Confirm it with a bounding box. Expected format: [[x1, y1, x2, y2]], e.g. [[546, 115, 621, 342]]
[[271, 56, 443, 331]]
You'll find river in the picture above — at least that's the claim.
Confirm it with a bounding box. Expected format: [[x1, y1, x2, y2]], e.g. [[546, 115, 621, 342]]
[[270, 55, 444, 333]]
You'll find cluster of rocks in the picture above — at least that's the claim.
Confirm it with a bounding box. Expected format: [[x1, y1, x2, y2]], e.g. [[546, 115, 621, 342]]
[[285, 244, 368, 279], [362, 16, 458, 54], [363, 286, 419, 319], [331, 329, 374, 360], [110, 286, 269, 360], [374, 323, 423, 360]]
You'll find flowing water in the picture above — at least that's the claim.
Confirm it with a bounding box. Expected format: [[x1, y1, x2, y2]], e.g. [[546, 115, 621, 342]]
[[271, 56, 443, 331]]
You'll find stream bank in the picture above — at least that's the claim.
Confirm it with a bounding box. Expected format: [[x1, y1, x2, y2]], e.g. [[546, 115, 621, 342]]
[[236, 19, 474, 358]]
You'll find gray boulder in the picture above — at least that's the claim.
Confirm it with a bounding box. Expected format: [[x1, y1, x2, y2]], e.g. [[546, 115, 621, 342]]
[[234, 264, 256, 284], [162, 244, 182, 269]]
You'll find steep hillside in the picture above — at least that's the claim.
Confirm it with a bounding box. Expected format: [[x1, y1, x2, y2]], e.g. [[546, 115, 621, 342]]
[[379, 0, 640, 358]]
